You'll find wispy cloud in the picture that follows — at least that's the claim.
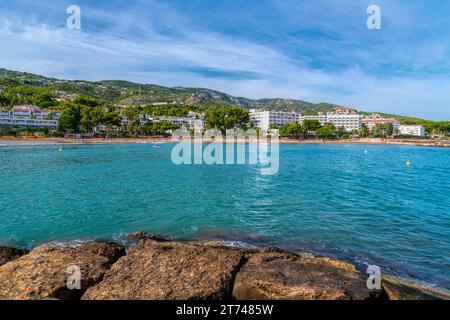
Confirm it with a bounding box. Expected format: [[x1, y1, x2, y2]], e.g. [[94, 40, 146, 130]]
[[0, 0, 449, 119]]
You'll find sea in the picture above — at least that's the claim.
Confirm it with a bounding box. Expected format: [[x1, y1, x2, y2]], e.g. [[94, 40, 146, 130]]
[[0, 142, 449, 290]]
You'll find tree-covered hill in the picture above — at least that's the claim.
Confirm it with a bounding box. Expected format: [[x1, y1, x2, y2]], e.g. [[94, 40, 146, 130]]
[[1, 68, 449, 136], [0, 68, 338, 113]]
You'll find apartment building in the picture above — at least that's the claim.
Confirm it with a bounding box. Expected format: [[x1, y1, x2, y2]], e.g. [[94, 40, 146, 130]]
[[158, 116, 206, 131], [398, 124, 425, 137], [331, 107, 358, 115], [250, 107, 362, 132], [362, 114, 400, 131], [326, 113, 362, 132], [0, 105, 61, 128], [249, 109, 300, 130], [323, 107, 361, 132], [139, 112, 206, 131], [54, 91, 79, 102], [300, 113, 328, 125], [300, 109, 361, 132]]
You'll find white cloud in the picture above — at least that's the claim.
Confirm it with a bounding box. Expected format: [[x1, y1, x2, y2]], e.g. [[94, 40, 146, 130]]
[[0, 11, 449, 120]]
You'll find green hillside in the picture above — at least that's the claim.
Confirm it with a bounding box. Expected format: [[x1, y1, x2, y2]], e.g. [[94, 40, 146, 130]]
[[0, 68, 338, 113], [1, 68, 450, 136]]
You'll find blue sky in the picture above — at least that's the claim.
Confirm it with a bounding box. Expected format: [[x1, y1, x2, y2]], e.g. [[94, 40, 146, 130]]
[[1, 0, 450, 119]]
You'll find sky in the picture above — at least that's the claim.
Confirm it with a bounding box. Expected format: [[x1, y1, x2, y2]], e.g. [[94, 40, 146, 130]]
[[1, 0, 450, 119]]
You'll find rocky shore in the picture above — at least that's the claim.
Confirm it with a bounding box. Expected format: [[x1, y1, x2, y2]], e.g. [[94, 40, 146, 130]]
[[0, 232, 448, 300]]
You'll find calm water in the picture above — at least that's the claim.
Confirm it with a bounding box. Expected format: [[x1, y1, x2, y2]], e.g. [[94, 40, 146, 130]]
[[0, 143, 449, 289]]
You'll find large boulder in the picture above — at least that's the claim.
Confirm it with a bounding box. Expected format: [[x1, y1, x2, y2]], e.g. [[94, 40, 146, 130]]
[[381, 275, 450, 300], [232, 251, 378, 300], [82, 240, 244, 300], [0, 246, 29, 266], [0, 242, 125, 300]]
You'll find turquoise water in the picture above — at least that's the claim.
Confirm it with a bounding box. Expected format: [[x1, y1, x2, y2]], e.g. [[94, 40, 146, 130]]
[[0, 143, 449, 289]]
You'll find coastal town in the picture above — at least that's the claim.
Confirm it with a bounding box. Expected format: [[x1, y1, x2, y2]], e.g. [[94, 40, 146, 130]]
[[0, 102, 426, 138], [1, 69, 447, 142], [249, 107, 426, 137]]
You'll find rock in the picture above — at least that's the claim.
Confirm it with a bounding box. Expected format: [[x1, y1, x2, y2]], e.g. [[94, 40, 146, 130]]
[[381, 275, 450, 300], [232, 252, 378, 300], [264, 247, 298, 256], [82, 240, 244, 300], [0, 242, 125, 300], [81, 241, 126, 262], [191, 241, 259, 255], [3, 234, 447, 301], [127, 231, 171, 242], [299, 252, 315, 259], [0, 246, 29, 266]]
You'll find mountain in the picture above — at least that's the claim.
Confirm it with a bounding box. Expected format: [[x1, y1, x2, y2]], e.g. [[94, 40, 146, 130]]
[[0, 68, 339, 114]]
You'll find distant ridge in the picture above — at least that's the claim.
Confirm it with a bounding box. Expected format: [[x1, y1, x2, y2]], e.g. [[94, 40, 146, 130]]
[[0, 68, 339, 114]]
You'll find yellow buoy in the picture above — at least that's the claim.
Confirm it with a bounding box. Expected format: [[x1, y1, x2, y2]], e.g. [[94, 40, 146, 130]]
[[58, 148, 63, 152], [406, 161, 411, 167]]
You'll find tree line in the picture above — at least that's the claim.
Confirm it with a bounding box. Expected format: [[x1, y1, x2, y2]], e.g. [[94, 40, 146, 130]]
[[279, 120, 336, 138], [58, 99, 250, 136]]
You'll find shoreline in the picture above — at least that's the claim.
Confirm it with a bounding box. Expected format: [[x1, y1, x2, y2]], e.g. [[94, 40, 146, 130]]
[[1, 137, 449, 148], [1, 231, 449, 300]]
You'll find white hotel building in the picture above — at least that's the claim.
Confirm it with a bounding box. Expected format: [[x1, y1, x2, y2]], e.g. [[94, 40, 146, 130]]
[[157, 116, 206, 132], [325, 113, 361, 132], [0, 105, 61, 128], [362, 114, 400, 131], [398, 124, 425, 137], [249, 107, 362, 132], [249, 109, 300, 131], [301, 113, 328, 125], [139, 112, 206, 131]]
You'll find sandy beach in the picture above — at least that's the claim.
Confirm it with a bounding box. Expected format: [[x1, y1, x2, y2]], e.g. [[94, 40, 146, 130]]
[[0, 136, 449, 148]]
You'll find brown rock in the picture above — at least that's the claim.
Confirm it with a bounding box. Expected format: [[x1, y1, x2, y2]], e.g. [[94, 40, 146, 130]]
[[264, 247, 298, 256], [127, 231, 171, 242], [0, 246, 29, 266], [382, 275, 450, 300], [191, 241, 259, 255], [232, 252, 376, 300], [263, 247, 315, 258], [82, 240, 244, 300], [0, 242, 125, 300]]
